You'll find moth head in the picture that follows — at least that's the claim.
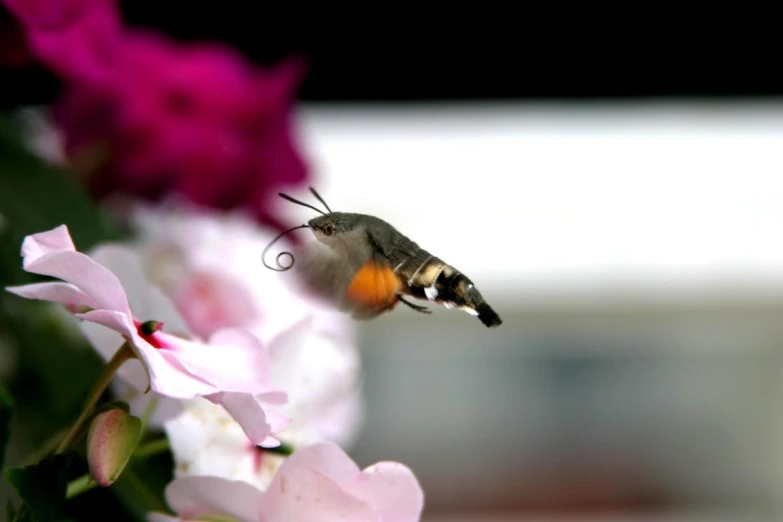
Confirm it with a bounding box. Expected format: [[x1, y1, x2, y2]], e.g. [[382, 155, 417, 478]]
[[308, 213, 356, 245], [307, 214, 340, 245]]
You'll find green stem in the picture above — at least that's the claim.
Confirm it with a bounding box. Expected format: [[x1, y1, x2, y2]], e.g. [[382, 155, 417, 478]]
[[139, 394, 160, 433], [66, 474, 96, 499], [132, 438, 170, 460], [56, 342, 134, 454]]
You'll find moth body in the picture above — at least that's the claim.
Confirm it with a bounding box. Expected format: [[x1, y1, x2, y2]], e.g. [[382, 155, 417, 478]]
[[305, 212, 502, 328]]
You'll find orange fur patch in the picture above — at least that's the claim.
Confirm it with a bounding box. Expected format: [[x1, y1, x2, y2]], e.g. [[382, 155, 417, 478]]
[[345, 262, 401, 308]]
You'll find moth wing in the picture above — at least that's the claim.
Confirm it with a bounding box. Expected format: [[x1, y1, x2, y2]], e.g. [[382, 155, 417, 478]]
[[291, 240, 401, 320]]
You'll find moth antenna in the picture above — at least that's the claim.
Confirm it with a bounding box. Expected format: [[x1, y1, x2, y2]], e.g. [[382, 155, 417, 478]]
[[262, 224, 310, 271], [279, 193, 327, 216], [309, 187, 333, 213]]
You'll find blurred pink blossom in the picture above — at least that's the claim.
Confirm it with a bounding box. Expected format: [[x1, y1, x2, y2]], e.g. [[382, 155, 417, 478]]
[[5, 225, 286, 445], [149, 442, 424, 522], [4, 0, 310, 228], [1, 0, 120, 82], [3, 0, 93, 29], [55, 30, 309, 229], [130, 204, 363, 438], [111, 203, 363, 485]]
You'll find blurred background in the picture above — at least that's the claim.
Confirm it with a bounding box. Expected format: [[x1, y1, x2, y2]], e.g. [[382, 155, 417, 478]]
[[2, 5, 783, 522]]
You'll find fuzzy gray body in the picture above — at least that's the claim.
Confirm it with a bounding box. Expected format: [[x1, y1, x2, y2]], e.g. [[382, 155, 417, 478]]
[[305, 212, 502, 327]]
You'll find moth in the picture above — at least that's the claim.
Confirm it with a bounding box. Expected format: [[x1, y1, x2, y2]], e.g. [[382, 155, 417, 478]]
[[263, 188, 502, 328]]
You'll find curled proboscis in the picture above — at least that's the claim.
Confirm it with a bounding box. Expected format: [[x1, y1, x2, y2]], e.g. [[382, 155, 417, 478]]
[[262, 225, 310, 271]]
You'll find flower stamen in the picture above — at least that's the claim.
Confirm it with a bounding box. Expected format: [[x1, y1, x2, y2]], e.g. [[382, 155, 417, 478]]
[[135, 319, 165, 348]]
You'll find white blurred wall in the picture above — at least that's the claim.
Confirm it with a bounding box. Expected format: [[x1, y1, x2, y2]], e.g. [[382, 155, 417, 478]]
[[290, 102, 783, 307], [287, 102, 783, 520]]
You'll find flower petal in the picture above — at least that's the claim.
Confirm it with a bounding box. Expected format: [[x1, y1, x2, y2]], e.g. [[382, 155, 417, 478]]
[[260, 467, 379, 522], [207, 392, 273, 447], [79, 320, 149, 389], [24, 249, 131, 314], [20, 225, 75, 265], [164, 328, 271, 394], [351, 462, 425, 522], [276, 441, 360, 486], [146, 513, 180, 522], [5, 281, 99, 310], [88, 244, 191, 336], [165, 476, 262, 522], [76, 308, 135, 341], [78, 309, 219, 398]]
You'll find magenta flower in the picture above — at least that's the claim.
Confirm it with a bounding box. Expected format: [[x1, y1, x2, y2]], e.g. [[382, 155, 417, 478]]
[[1, 0, 120, 83], [5, 225, 286, 445], [149, 442, 424, 522], [54, 30, 309, 228], [5, 0, 310, 227]]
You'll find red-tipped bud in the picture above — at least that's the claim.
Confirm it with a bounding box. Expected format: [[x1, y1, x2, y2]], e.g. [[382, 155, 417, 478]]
[[86, 407, 141, 486]]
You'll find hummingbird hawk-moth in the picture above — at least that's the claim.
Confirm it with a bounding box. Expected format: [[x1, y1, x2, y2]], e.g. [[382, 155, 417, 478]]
[[263, 188, 502, 328]]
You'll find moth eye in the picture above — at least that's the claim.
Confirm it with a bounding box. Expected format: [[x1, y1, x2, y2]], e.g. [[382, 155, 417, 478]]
[[323, 223, 335, 236]]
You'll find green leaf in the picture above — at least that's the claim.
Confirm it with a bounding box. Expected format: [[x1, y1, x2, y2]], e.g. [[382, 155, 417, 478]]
[[0, 384, 12, 472], [0, 111, 119, 288], [5, 453, 73, 522]]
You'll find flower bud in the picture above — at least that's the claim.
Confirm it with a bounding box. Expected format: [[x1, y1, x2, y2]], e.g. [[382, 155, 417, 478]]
[[87, 407, 142, 486]]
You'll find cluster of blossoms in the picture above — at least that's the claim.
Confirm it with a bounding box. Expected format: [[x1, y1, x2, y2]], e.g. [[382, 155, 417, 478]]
[[1, 0, 426, 520], [7, 218, 424, 520], [2, 0, 308, 230]]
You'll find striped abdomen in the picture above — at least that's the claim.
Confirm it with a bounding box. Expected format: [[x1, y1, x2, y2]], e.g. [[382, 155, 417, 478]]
[[392, 248, 502, 328]]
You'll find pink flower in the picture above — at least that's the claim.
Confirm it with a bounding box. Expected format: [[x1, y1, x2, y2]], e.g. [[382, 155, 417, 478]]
[[3, 0, 93, 29], [148, 442, 424, 522], [5, 0, 309, 227], [5, 225, 286, 445], [89, 204, 362, 479], [129, 204, 363, 443], [2, 0, 121, 83], [54, 30, 308, 229]]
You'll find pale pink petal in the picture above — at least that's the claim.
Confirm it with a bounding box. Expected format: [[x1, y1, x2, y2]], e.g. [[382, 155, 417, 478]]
[[88, 244, 191, 336], [142, 287, 191, 338], [259, 434, 281, 448], [264, 412, 290, 435], [350, 462, 425, 522], [258, 390, 287, 406], [75, 308, 135, 339], [207, 392, 273, 446], [20, 225, 75, 265], [23, 250, 131, 314], [146, 513, 180, 522], [163, 329, 270, 394], [77, 309, 219, 398], [79, 320, 149, 390], [260, 467, 379, 522], [165, 476, 262, 522], [5, 281, 99, 310], [277, 441, 361, 486]]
